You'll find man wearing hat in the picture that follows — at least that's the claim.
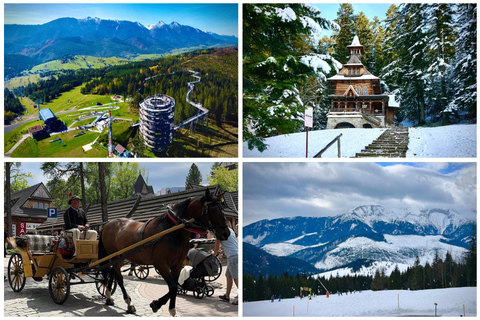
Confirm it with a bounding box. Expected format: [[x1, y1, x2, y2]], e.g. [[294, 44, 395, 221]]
[[64, 195, 97, 255]]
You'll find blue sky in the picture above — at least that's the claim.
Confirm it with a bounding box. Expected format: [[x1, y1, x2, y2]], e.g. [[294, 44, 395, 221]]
[[244, 162, 477, 225], [4, 3, 238, 36], [18, 162, 219, 192]]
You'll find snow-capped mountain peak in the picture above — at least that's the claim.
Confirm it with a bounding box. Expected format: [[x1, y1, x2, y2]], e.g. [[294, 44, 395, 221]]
[[147, 21, 166, 30]]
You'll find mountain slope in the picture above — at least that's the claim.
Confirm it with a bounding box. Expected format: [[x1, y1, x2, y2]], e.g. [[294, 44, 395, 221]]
[[243, 242, 320, 277], [244, 205, 474, 275], [5, 17, 238, 63]]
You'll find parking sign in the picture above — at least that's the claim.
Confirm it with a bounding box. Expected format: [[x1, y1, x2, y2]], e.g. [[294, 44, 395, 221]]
[[47, 207, 57, 218]]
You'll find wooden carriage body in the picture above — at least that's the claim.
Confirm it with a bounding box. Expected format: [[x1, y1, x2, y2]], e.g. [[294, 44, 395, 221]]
[[16, 235, 98, 278]]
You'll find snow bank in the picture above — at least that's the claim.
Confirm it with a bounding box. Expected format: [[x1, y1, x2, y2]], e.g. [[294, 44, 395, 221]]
[[243, 128, 385, 158], [407, 124, 476, 157], [244, 287, 476, 317]]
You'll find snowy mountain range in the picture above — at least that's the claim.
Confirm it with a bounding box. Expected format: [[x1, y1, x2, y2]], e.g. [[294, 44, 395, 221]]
[[4, 17, 237, 62], [244, 205, 474, 275]]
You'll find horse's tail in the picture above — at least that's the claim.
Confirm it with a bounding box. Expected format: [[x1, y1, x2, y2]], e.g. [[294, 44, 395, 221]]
[[98, 232, 108, 263]]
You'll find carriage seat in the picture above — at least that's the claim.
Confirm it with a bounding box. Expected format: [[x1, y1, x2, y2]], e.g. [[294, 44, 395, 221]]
[[20, 235, 54, 253]]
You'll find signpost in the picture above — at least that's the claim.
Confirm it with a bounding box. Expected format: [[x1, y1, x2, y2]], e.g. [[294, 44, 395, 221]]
[[47, 208, 58, 235], [305, 107, 313, 158]]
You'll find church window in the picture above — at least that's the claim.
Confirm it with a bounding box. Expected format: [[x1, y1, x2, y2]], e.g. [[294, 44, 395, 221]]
[[34, 202, 38, 208], [357, 86, 361, 95], [363, 86, 368, 95], [39, 203, 44, 209]]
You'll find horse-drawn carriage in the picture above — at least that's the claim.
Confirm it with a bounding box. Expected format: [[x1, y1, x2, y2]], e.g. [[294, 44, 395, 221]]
[[6, 189, 230, 316], [7, 233, 115, 304]]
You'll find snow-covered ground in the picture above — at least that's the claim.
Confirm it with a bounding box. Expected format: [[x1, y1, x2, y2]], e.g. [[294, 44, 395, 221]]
[[243, 124, 476, 158], [243, 287, 476, 317], [407, 124, 476, 157]]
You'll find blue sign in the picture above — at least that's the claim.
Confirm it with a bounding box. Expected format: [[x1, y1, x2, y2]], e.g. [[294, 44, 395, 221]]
[[47, 207, 57, 218]]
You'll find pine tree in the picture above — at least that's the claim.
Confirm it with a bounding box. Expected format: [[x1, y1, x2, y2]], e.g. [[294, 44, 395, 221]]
[[243, 3, 340, 151], [353, 12, 374, 70], [185, 163, 202, 187], [424, 3, 456, 122], [447, 4, 477, 114], [384, 4, 429, 125], [333, 4, 356, 64], [465, 223, 476, 286]]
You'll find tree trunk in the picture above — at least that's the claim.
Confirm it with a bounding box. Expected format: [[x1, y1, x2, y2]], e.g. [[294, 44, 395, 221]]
[[79, 162, 87, 211], [5, 163, 12, 237], [98, 163, 108, 222]]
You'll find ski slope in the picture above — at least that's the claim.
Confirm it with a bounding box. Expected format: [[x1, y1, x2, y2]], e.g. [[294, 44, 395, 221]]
[[243, 287, 476, 317]]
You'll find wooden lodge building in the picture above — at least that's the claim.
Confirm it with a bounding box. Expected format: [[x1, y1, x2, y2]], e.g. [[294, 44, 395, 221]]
[[327, 36, 399, 129], [36, 184, 238, 235], [4, 183, 53, 235]]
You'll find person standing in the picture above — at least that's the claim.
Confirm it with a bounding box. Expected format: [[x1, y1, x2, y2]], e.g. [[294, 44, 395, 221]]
[[214, 223, 238, 305], [64, 195, 97, 255]]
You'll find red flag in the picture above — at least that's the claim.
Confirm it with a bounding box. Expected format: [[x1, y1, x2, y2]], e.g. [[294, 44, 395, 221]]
[[68, 191, 72, 196]]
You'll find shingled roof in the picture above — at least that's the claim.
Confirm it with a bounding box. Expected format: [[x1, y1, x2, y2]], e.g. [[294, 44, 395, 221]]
[[5, 183, 52, 219], [36, 184, 237, 232], [131, 174, 154, 197]]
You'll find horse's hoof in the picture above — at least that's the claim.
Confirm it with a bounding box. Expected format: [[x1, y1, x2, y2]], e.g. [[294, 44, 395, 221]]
[[106, 298, 115, 306], [150, 301, 160, 313], [169, 308, 178, 317], [127, 306, 136, 314]]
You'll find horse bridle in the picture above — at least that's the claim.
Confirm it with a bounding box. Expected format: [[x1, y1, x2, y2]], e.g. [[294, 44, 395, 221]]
[[165, 199, 227, 235], [202, 200, 228, 232]]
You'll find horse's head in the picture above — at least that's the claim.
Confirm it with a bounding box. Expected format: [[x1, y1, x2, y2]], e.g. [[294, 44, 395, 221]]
[[188, 189, 230, 241]]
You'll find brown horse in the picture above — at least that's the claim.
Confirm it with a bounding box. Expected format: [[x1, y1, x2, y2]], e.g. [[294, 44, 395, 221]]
[[98, 189, 230, 315]]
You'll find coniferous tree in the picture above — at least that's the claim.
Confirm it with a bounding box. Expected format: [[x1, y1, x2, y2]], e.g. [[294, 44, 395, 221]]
[[447, 3, 477, 114], [465, 223, 477, 286], [333, 4, 356, 64], [243, 3, 339, 151], [185, 163, 202, 187]]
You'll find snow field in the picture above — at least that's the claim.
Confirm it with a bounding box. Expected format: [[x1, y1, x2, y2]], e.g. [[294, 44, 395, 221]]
[[243, 128, 385, 158], [243, 124, 476, 158], [243, 287, 476, 317], [407, 124, 476, 157]]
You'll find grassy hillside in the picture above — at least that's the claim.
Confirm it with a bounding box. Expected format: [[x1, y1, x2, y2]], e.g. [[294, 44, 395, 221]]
[[30, 55, 131, 72], [181, 47, 238, 78]]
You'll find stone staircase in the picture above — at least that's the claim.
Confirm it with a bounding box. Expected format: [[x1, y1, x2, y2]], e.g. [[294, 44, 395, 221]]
[[361, 112, 382, 127], [354, 127, 409, 158]]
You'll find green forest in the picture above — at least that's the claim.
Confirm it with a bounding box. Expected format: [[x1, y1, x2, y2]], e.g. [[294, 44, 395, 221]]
[[6, 47, 238, 127], [243, 4, 476, 151], [244, 227, 476, 302]]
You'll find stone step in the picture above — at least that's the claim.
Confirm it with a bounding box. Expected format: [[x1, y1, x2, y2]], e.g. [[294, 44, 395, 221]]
[[366, 146, 408, 151], [355, 153, 406, 158], [353, 127, 409, 158]]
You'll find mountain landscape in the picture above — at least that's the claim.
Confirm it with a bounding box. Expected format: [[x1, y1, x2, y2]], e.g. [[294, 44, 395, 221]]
[[244, 205, 474, 277], [5, 17, 237, 66]]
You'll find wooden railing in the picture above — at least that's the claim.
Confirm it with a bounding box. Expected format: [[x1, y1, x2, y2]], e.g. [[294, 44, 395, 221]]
[[314, 133, 343, 158]]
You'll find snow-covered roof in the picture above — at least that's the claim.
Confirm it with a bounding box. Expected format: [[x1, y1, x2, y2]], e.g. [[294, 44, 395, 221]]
[[388, 94, 400, 108], [328, 74, 380, 81], [347, 35, 362, 47]]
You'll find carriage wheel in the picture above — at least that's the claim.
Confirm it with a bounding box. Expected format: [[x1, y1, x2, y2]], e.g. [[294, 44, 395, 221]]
[[8, 253, 26, 292], [49, 267, 70, 304], [205, 256, 222, 282], [177, 285, 183, 295], [95, 270, 117, 297], [134, 265, 149, 280], [193, 287, 205, 299], [205, 285, 214, 297]]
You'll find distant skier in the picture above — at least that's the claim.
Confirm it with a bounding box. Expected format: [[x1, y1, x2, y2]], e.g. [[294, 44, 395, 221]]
[[271, 295, 275, 303], [278, 294, 281, 302]]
